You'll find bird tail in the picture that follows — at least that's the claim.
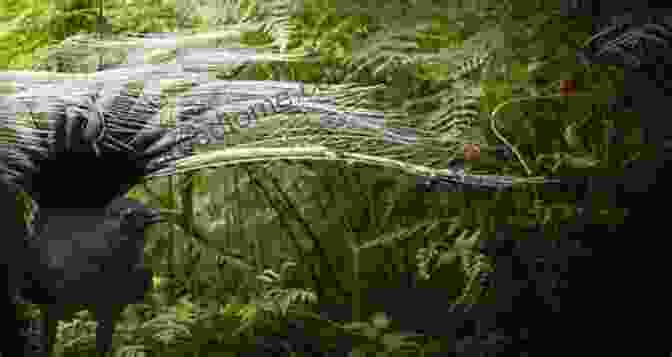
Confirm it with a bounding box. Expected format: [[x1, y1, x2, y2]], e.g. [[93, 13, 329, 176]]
[[0, 87, 197, 208]]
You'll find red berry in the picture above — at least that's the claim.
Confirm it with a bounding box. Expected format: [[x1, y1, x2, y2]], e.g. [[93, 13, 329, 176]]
[[560, 79, 576, 96], [464, 143, 481, 161]]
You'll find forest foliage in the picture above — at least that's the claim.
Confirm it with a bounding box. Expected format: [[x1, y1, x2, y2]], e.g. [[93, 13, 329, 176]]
[[0, 0, 636, 355]]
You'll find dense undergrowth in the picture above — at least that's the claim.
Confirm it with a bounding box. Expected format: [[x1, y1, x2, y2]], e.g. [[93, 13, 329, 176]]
[[2, 0, 670, 355]]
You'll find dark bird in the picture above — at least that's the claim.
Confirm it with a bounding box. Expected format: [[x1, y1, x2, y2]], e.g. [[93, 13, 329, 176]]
[[0, 88, 191, 356], [20, 197, 162, 356]]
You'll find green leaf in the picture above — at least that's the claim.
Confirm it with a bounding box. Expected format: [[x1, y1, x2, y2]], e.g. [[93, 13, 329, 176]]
[[437, 248, 459, 266], [342, 321, 371, 331], [509, 61, 531, 82], [371, 311, 390, 330], [381, 331, 420, 351], [256, 274, 276, 284], [454, 229, 480, 251], [564, 122, 581, 148], [565, 155, 598, 169]]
